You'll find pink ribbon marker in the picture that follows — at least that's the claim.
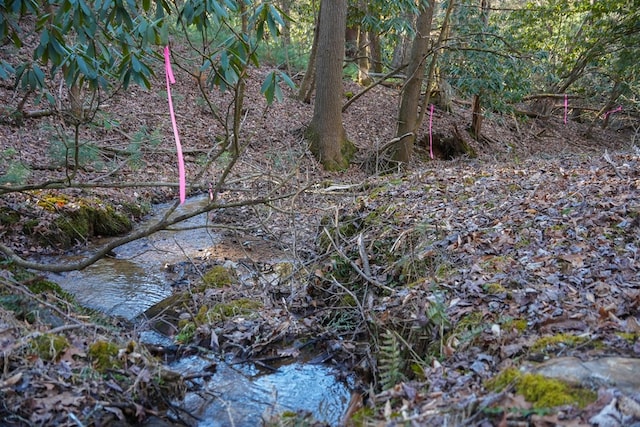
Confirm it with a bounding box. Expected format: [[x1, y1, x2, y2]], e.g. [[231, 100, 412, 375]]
[[429, 104, 434, 160], [564, 94, 568, 124], [603, 105, 622, 120], [164, 46, 186, 204]]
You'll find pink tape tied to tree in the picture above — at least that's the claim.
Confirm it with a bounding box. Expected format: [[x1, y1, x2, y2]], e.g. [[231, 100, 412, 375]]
[[164, 46, 186, 204], [603, 106, 622, 120]]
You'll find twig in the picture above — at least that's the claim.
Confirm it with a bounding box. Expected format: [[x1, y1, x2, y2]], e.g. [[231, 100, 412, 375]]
[[1, 276, 83, 325], [322, 228, 394, 292], [0, 190, 297, 272], [603, 150, 624, 179], [357, 233, 371, 277], [342, 64, 408, 113]]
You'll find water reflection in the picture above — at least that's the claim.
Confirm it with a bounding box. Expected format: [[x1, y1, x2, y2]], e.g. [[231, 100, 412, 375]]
[[47, 258, 172, 319], [172, 356, 351, 426]]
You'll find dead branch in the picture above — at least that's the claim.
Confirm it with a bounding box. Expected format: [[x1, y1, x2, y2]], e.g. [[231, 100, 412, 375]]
[[0, 192, 296, 273], [522, 93, 583, 101], [321, 227, 394, 292], [342, 64, 408, 113]]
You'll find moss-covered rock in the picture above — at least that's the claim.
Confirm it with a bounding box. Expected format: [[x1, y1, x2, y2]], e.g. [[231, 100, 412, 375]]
[[88, 340, 122, 372], [531, 333, 589, 353], [485, 367, 597, 409], [201, 265, 236, 288], [33, 192, 134, 248]]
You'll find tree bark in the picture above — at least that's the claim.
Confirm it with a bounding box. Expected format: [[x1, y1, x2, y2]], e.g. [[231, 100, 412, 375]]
[[368, 30, 383, 73], [296, 7, 319, 103], [357, 26, 372, 86], [305, 0, 355, 171], [394, 1, 435, 163], [471, 94, 483, 138]]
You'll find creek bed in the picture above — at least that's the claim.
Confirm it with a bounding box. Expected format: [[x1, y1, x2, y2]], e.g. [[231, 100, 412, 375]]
[[45, 196, 353, 425]]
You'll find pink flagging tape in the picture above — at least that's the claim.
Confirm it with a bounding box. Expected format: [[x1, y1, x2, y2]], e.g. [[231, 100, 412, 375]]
[[164, 46, 186, 204], [604, 105, 622, 120], [564, 94, 568, 125], [429, 104, 434, 160]]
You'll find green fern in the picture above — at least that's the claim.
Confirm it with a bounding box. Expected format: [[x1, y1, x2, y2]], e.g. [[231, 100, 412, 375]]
[[378, 329, 405, 390]]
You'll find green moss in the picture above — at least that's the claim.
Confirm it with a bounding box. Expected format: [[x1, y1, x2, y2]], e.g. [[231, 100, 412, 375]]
[[90, 205, 131, 236], [531, 333, 589, 353], [341, 294, 357, 307], [0, 206, 20, 225], [503, 318, 528, 333], [517, 373, 596, 408], [486, 367, 597, 409], [483, 282, 507, 295], [201, 265, 236, 288], [26, 279, 73, 301], [35, 192, 133, 248], [615, 332, 639, 343], [485, 367, 521, 391], [52, 210, 91, 246], [175, 322, 196, 344], [194, 305, 210, 324], [31, 334, 70, 361], [88, 340, 122, 371], [209, 298, 263, 321]]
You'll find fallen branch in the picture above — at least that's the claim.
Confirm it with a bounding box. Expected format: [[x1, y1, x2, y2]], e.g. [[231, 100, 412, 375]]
[[322, 227, 394, 292], [0, 192, 296, 272]]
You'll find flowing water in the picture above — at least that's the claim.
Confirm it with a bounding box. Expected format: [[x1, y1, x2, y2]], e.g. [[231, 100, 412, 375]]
[[47, 195, 218, 319], [45, 196, 352, 425], [172, 355, 351, 426]]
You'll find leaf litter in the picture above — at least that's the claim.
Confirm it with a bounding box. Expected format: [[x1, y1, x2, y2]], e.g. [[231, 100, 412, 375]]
[[0, 61, 639, 425]]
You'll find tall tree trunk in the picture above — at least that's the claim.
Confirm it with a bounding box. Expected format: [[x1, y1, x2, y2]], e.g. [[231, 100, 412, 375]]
[[305, 0, 355, 171], [357, 26, 371, 86], [420, 0, 455, 118], [470, 0, 490, 140], [297, 8, 320, 103], [391, 33, 411, 70], [394, 1, 435, 163], [368, 30, 383, 73]]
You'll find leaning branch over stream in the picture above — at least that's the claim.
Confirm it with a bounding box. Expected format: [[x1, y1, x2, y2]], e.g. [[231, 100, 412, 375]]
[[0, 192, 298, 272]]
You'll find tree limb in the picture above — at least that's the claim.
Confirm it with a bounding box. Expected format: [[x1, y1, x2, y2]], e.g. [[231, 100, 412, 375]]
[[0, 192, 296, 272], [342, 64, 408, 113]]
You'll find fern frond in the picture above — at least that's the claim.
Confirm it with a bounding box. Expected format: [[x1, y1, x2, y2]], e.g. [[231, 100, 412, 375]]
[[378, 329, 405, 390]]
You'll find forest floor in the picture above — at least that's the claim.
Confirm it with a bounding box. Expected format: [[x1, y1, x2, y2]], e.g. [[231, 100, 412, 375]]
[[1, 60, 640, 427]]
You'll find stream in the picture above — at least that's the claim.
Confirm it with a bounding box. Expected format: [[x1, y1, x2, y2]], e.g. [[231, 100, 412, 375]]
[[45, 196, 352, 426]]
